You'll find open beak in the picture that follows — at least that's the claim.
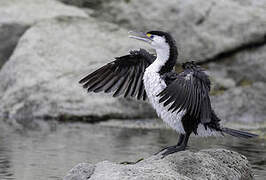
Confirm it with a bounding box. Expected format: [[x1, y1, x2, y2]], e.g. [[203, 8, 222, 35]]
[[128, 31, 153, 44]]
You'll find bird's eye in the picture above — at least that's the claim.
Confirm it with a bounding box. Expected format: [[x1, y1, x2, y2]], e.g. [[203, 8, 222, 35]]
[[150, 35, 154, 39]]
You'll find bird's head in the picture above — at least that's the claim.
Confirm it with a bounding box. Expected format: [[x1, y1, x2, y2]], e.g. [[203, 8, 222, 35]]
[[129, 31, 178, 73], [128, 31, 175, 51]]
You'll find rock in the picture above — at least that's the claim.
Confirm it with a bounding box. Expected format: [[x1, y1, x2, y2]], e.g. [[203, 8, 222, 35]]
[[211, 76, 236, 92], [0, 23, 27, 68], [58, 0, 108, 9], [208, 44, 266, 85], [0, 0, 87, 69], [203, 45, 266, 125], [0, 16, 155, 127], [211, 82, 266, 124], [64, 149, 253, 180], [203, 44, 266, 125], [57, 0, 266, 127], [76, 0, 266, 63], [65, 163, 95, 180]]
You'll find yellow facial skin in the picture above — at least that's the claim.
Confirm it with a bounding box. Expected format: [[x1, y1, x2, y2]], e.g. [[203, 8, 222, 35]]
[[146, 33, 152, 37]]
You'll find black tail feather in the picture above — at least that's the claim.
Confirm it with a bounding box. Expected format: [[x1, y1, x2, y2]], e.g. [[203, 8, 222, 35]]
[[221, 127, 258, 139]]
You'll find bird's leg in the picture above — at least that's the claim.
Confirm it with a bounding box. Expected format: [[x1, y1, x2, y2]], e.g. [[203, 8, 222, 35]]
[[155, 133, 191, 157], [154, 134, 185, 155]]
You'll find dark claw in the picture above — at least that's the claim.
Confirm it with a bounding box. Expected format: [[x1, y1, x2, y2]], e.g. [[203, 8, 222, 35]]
[[155, 133, 190, 158], [161, 146, 183, 157], [154, 145, 176, 155], [156, 145, 186, 158]]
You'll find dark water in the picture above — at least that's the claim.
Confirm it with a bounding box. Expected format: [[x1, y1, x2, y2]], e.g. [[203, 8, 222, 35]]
[[0, 122, 265, 180]]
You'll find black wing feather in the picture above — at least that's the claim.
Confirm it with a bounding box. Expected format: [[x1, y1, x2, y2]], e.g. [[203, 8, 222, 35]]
[[79, 49, 156, 101], [124, 66, 137, 98], [158, 62, 212, 123]]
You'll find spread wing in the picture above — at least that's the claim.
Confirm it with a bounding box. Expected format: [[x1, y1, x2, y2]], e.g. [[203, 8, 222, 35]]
[[158, 62, 212, 123], [79, 49, 156, 101]]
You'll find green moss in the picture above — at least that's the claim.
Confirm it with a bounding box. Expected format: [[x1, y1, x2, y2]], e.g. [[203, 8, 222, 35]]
[[210, 89, 225, 96], [238, 79, 253, 87], [120, 158, 144, 165]]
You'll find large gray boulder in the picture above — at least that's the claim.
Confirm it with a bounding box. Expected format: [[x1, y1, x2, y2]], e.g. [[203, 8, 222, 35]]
[[64, 149, 253, 180], [74, 0, 266, 63], [208, 45, 266, 85], [206, 44, 266, 124], [211, 82, 266, 124], [0, 16, 155, 127], [0, 0, 87, 69]]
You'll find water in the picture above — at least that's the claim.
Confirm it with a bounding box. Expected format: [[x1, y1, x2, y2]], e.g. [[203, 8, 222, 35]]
[[0, 122, 265, 180]]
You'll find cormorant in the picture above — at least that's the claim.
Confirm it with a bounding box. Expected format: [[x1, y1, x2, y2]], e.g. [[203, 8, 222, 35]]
[[79, 31, 258, 157]]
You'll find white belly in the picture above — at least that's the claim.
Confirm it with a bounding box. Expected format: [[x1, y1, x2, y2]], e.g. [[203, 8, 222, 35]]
[[143, 67, 186, 134]]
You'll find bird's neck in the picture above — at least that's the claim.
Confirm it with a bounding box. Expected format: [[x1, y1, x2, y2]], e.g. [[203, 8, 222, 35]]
[[150, 44, 178, 74]]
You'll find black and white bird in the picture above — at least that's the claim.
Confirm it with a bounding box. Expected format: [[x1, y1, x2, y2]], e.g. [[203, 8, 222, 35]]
[[79, 31, 258, 156]]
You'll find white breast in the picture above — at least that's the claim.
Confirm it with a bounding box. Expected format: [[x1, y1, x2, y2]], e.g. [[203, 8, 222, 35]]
[[143, 65, 186, 134]]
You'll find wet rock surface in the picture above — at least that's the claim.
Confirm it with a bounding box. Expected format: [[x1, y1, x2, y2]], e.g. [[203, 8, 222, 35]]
[[0, 0, 87, 69], [0, 17, 155, 128], [64, 149, 253, 180]]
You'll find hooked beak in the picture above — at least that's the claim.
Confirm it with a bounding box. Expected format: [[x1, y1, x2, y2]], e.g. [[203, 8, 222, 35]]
[[128, 31, 153, 44]]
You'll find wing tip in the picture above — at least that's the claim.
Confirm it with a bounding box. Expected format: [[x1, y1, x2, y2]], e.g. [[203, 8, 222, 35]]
[[79, 77, 87, 84]]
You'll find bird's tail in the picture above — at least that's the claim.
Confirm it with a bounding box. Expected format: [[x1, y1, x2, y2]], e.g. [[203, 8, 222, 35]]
[[221, 127, 258, 139]]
